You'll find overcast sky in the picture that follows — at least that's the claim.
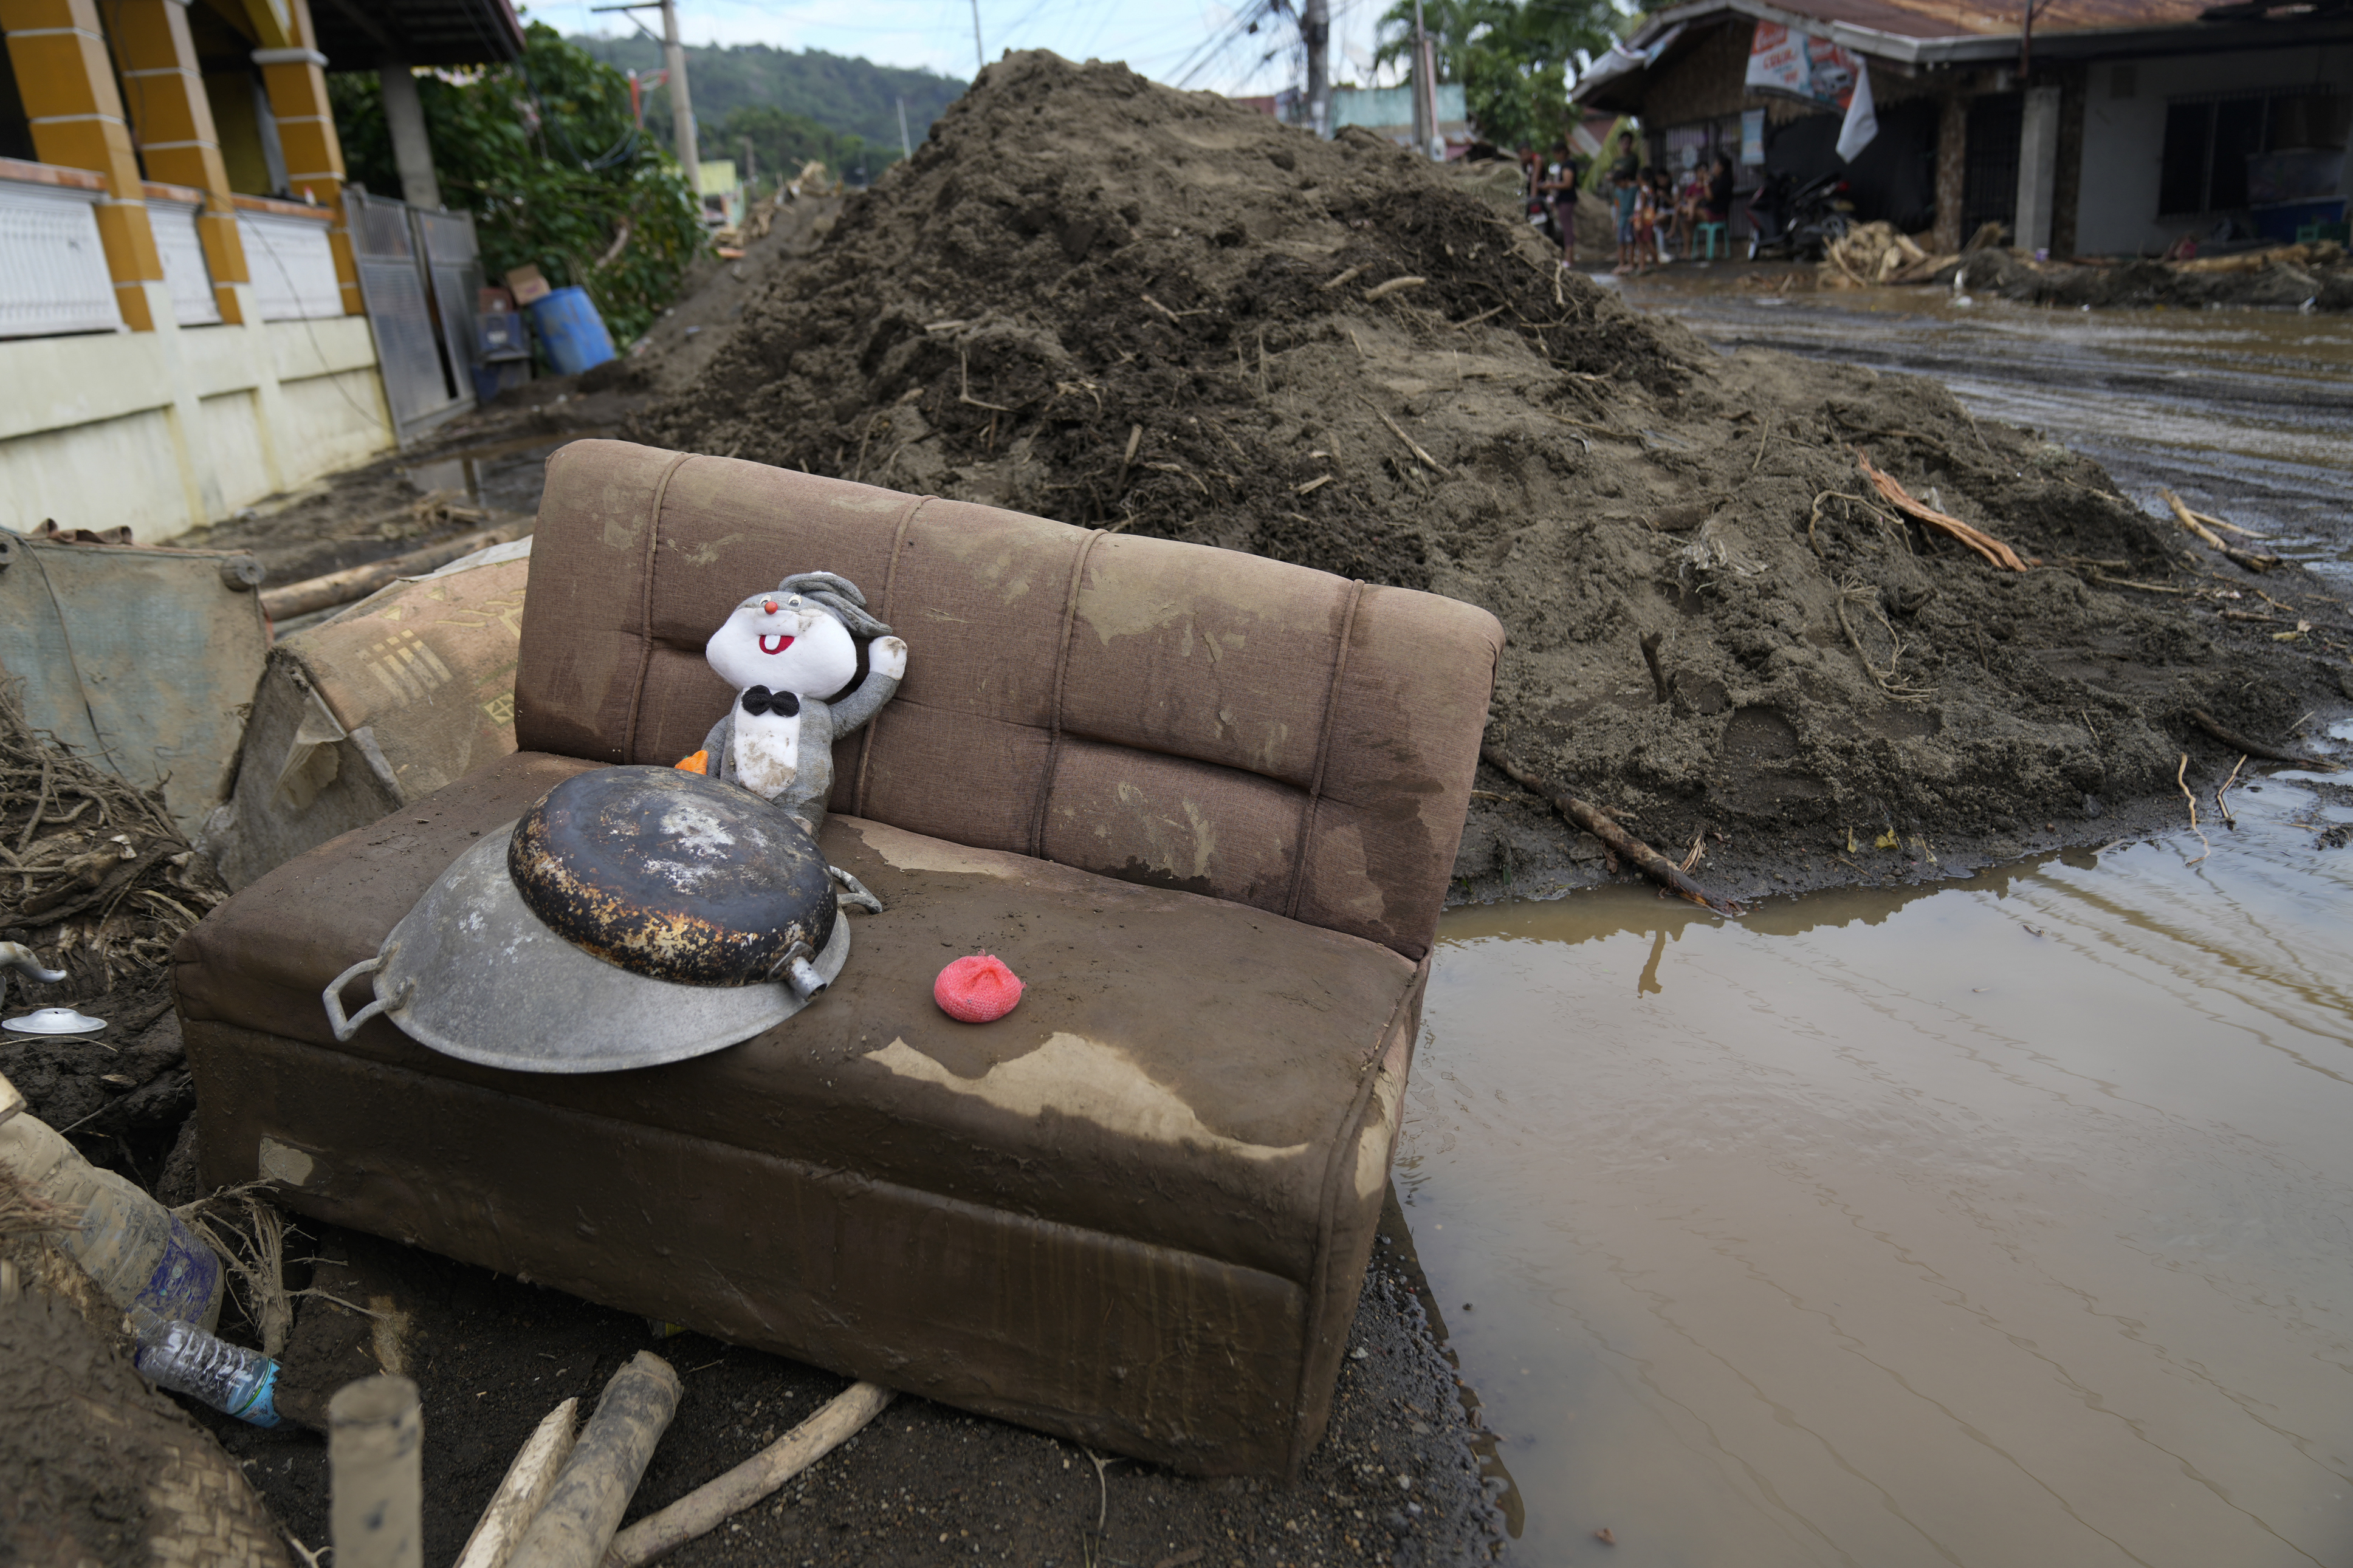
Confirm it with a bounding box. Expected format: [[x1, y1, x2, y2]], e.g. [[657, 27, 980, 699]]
[[525, 0, 1408, 99]]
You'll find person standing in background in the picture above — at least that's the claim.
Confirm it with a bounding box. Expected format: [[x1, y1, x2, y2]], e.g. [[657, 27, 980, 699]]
[[1609, 129, 1641, 274], [1540, 142, 1583, 269], [1705, 151, 1736, 228], [1652, 169, 1681, 262], [1630, 171, 1659, 275]]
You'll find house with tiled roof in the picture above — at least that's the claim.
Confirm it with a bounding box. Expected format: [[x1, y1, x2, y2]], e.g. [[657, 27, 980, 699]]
[[0, 0, 524, 538], [1574, 0, 2351, 256]]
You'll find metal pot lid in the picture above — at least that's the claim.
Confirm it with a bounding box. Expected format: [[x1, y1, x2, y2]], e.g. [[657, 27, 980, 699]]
[[4, 1007, 107, 1036], [324, 824, 850, 1074], [509, 767, 836, 987]]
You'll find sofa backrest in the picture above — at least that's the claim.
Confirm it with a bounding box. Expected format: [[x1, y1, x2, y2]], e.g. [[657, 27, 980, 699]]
[[515, 441, 1502, 960]]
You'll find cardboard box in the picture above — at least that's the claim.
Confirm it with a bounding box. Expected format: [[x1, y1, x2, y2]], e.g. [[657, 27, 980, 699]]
[[503, 265, 552, 306], [205, 540, 531, 888]]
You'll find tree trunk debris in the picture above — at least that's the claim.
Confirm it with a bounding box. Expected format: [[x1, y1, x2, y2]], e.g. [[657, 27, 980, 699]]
[[259, 524, 523, 621], [1482, 746, 1745, 917], [2186, 708, 2337, 770], [2159, 490, 2281, 573], [1853, 450, 2028, 572]]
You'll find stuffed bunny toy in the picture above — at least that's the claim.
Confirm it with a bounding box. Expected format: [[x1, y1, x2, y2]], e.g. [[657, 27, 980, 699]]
[[679, 571, 907, 906]]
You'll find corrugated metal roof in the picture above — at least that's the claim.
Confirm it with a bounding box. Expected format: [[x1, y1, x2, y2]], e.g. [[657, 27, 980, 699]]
[[1748, 0, 2208, 40], [1578, 0, 2351, 95], [311, 0, 527, 69]]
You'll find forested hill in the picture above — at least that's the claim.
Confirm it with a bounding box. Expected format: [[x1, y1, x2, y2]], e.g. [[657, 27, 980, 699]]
[[569, 37, 965, 158]]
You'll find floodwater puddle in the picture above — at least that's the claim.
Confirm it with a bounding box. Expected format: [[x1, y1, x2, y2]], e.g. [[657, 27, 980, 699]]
[[1404, 747, 2353, 1565], [399, 429, 616, 518]]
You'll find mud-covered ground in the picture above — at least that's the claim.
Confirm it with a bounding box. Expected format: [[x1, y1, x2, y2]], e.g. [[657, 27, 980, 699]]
[[1952, 242, 2353, 312], [15, 50, 2351, 1564], [2, 1005, 1507, 1567], [173, 1197, 1502, 1568]]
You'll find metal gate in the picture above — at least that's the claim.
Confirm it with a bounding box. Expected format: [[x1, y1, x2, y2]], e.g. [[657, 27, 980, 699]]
[[413, 205, 484, 409], [1962, 94, 2024, 240], [347, 190, 478, 444]]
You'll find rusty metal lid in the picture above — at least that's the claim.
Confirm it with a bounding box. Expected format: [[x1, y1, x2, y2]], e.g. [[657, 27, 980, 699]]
[[508, 767, 836, 988]]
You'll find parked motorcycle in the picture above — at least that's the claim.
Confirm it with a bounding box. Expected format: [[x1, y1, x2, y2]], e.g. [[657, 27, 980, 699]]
[[1747, 170, 1855, 260]]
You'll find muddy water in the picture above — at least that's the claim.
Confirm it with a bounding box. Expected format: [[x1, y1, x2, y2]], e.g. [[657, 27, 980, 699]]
[[1404, 747, 2353, 1566], [1618, 276, 2353, 592]]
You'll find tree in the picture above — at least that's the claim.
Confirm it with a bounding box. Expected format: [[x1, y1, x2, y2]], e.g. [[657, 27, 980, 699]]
[[331, 24, 704, 346], [1372, 0, 1614, 153], [568, 36, 964, 168]]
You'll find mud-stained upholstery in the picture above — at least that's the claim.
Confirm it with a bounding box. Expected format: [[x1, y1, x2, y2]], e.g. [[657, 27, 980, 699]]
[[181, 441, 1501, 1474]]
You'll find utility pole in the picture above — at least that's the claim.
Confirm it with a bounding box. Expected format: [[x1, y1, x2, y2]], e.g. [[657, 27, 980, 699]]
[[1402, 0, 1440, 160], [970, 0, 984, 74], [897, 95, 913, 160], [592, 2, 696, 184], [1410, 0, 1431, 157], [662, 0, 700, 192], [1302, 0, 1329, 137]]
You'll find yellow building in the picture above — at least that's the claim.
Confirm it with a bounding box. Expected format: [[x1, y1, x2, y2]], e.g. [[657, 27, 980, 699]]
[[0, 0, 526, 540]]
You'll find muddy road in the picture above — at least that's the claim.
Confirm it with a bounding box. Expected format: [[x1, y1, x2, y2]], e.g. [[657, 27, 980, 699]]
[[1620, 272, 2353, 593]]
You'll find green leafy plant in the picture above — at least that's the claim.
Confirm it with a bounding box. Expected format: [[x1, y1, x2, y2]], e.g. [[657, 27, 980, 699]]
[[331, 23, 704, 347], [1372, 0, 1614, 154]]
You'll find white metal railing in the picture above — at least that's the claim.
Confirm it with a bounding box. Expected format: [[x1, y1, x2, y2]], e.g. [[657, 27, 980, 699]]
[[238, 207, 343, 321], [0, 176, 122, 338], [147, 196, 221, 327]]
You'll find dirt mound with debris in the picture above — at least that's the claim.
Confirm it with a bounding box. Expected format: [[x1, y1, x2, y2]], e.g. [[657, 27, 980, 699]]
[[635, 50, 2348, 899], [1957, 241, 2353, 312]]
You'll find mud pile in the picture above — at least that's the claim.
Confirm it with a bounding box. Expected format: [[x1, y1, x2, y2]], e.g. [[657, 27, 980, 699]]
[[1957, 241, 2353, 312], [637, 51, 2349, 898]]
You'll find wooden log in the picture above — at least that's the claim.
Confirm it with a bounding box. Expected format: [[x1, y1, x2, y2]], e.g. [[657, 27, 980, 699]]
[[2159, 489, 2280, 573], [2186, 708, 2337, 770], [259, 525, 527, 621], [455, 1398, 581, 1568], [508, 1354, 680, 1568], [329, 1377, 424, 1568], [1481, 746, 1744, 917], [603, 1382, 893, 1568]]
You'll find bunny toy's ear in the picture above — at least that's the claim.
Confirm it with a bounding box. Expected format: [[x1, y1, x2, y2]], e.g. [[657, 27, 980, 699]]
[[779, 572, 892, 639], [777, 571, 868, 608]]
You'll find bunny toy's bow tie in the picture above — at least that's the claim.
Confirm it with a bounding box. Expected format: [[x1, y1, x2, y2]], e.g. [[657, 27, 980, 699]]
[[741, 686, 800, 717]]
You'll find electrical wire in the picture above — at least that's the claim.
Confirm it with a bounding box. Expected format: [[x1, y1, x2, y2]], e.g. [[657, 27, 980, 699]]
[[1171, 0, 1282, 87]]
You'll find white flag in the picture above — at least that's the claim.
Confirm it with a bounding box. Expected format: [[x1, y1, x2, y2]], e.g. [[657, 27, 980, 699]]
[[1836, 62, 1878, 162]]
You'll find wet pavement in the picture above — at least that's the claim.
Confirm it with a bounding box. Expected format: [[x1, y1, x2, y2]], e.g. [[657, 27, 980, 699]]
[[1409, 725, 2353, 1566], [1614, 269, 2353, 594]]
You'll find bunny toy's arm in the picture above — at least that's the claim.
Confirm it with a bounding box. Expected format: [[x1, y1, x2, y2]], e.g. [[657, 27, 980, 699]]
[[826, 636, 909, 737], [688, 711, 733, 779]]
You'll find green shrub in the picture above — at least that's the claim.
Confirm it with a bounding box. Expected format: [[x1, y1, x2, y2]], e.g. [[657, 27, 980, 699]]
[[331, 23, 704, 346]]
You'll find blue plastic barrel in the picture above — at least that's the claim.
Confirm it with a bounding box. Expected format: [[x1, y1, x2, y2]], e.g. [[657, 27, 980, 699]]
[[528, 286, 617, 375]]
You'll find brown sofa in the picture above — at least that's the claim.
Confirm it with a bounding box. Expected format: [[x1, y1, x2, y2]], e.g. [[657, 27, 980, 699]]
[[179, 440, 1501, 1476]]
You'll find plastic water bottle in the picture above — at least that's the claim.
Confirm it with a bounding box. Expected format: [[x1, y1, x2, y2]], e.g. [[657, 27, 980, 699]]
[[0, 1104, 224, 1329], [129, 1304, 282, 1427]]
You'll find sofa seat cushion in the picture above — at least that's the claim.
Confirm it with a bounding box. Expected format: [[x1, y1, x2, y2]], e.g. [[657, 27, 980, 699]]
[[176, 751, 1420, 1287]]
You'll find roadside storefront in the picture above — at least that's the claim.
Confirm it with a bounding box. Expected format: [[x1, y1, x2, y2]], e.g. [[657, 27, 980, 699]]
[[1575, 0, 2351, 258]]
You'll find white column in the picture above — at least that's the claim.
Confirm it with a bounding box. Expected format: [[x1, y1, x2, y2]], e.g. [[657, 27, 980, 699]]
[[2015, 84, 2062, 256], [378, 64, 440, 210], [661, 0, 699, 190]]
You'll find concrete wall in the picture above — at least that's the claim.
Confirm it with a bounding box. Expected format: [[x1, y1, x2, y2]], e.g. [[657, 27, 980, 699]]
[[2074, 45, 2353, 255], [0, 310, 391, 540]]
